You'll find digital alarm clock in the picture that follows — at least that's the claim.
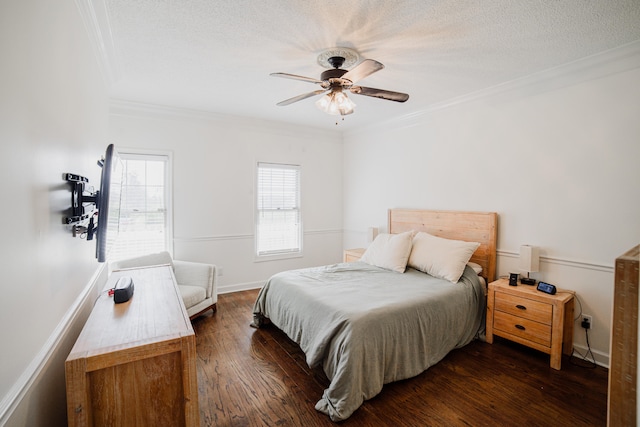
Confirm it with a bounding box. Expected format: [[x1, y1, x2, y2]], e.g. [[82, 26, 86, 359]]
[[537, 281, 557, 295]]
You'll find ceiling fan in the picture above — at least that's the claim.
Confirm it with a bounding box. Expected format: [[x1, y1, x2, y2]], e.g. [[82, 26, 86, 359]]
[[271, 49, 409, 117]]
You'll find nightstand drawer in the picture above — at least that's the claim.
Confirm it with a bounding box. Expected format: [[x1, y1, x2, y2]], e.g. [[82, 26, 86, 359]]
[[494, 311, 551, 347], [495, 292, 552, 325]]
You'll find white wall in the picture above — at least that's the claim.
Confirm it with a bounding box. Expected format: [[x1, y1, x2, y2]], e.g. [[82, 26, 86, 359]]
[[0, 0, 110, 425], [108, 104, 344, 292], [342, 50, 640, 366]]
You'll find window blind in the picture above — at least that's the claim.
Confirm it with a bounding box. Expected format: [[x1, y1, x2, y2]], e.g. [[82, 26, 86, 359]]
[[256, 162, 301, 257], [109, 153, 170, 261]]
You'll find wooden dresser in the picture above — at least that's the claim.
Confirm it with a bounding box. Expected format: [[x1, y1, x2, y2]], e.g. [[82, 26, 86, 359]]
[[65, 265, 199, 427], [486, 278, 574, 370], [607, 245, 639, 426]]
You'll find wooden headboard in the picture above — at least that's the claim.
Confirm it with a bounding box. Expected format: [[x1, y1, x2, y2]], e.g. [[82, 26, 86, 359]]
[[388, 209, 498, 282]]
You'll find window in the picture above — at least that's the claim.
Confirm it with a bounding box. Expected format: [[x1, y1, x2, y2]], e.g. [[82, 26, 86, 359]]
[[255, 162, 302, 259], [109, 152, 172, 261]]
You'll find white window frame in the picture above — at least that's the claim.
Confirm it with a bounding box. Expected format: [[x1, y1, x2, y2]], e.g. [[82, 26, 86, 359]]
[[255, 161, 303, 261], [109, 149, 173, 261]]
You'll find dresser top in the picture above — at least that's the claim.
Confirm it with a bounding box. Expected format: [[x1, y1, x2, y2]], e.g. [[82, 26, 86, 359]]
[[489, 277, 574, 304], [67, 265, 192, 360]]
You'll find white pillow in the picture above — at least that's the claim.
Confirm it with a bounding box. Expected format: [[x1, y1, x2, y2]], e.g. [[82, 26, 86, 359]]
[[360, 231, 414, 273], [408, 232, 480, 283]]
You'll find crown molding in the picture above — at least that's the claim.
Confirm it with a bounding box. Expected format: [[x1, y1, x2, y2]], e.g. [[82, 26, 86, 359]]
[[74, 0, 121, 86], [109, 99, 343, 139], [346, 40, 640, 137]]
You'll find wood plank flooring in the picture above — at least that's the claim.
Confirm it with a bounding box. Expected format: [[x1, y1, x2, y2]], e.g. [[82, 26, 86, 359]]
[[193, 289, 608, 426]]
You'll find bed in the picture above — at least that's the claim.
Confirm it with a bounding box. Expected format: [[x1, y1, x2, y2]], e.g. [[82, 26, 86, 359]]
[[252, 209, 498, 421]]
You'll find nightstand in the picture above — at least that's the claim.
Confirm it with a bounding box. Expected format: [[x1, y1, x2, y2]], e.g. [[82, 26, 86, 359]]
[[486, 278, 574, 370], [343, 248, 366, 262]]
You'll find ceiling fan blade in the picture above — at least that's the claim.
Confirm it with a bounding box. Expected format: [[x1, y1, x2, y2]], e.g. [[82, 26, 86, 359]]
[[349, 86, 409, 102], [270, 72, 324, 85], [341, 59, 384, 84], [276, 89, 327, 106]]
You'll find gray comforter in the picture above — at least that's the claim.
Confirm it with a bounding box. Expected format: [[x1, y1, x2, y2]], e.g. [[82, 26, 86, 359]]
[[251, 262, 485, 421]]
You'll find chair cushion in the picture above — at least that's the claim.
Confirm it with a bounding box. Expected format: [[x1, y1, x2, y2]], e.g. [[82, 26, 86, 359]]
[[179, 285, 206, 310]]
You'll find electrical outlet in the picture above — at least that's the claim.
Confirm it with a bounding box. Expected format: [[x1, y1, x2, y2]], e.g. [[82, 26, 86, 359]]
[[218, 267, 224, 276], [581, 314, 592, 330]]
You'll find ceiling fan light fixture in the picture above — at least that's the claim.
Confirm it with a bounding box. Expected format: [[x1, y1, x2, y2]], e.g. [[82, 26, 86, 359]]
[[315, 90, 356, 116]]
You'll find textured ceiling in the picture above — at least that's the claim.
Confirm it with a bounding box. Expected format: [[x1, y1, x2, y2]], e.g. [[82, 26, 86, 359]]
[[101, 0, 640, 130]]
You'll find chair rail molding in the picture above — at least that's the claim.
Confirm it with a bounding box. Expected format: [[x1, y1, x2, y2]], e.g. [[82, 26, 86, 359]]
[[0, 265, 108, 424]]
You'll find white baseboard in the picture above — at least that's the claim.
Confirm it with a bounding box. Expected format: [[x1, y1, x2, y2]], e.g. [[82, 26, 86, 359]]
[[218, 280, 264, 295], [572, 343, 609, 369], [0, 265, 107, 425]]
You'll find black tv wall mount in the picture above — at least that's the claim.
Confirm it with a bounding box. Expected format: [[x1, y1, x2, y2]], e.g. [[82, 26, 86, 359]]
[[63, 173, 99, 239]]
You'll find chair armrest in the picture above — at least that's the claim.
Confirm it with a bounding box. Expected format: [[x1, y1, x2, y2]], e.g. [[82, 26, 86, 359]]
[[173, 260, 217, 300]]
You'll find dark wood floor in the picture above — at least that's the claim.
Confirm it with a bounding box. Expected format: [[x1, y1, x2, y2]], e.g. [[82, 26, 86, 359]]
[[192, 289, 608, 427]]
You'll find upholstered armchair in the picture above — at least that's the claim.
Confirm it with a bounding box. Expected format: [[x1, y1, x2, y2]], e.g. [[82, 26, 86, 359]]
[[110, 251, 217, 319]]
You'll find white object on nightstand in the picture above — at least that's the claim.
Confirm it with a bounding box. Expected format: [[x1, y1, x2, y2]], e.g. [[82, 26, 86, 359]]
[[519, 244, 539, 280], [367, 227, 379, 243]]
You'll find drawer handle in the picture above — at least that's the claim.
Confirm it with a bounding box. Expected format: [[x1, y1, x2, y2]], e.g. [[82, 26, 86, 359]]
[[515, 304, 527, 310], [515, 324, 526, 330]]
